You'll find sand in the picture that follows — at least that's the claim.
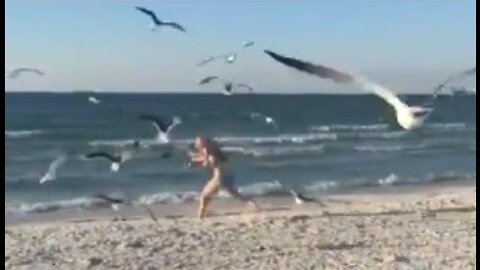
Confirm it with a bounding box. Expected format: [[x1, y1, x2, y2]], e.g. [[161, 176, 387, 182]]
[[5, 185, 476, 270]]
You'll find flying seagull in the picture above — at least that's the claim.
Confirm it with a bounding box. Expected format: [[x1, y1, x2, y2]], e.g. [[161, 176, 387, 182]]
[[264, 50, 432, 130], [6, 68, 45, 79], [249, 112, 278, 129], [225, 52, 237, 64], [289, 190, 326, 207], [197, 56, 217, 66], [39, 155, 68, 184], [196, 52, 237, 66], [88, 96, 101, 105], [199, 76, 254, 96], [433, 67, 476, 97], [85, 141, 141, 172], [139, 114, 182, 144], [197, 42, 254, 66], [242, 41, 255, 48], [135, 6, 186, 32]]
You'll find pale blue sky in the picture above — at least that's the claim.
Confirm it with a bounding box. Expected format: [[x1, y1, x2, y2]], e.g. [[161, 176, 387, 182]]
[[5, 0, 476, 93]]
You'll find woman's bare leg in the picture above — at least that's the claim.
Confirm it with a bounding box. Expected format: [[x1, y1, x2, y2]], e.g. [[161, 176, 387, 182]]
[[198, 180, 220, 219]]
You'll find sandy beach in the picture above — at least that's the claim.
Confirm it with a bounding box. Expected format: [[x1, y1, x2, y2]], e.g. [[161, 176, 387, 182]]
[[5, 184, 476, 270]]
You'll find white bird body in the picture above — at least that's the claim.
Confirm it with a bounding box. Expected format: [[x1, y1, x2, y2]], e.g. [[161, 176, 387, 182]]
[[39, 155, 68, 184], [294, 196, 304, 205], [250, 112, 278, 129], [290, 190, 306, 205], [225, 53, 237, 64], [265, 117, 275, 124], [88, 96, 101, 105], [356, 78, 431, 130], [110, 162, 120, 172]]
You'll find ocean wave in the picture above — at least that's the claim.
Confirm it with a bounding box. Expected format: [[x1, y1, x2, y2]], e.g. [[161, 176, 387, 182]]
[[88, 139, 144, 147], [136, 191, 198, 205], [7, 197, 105, 214], [378, 173, 399, 186], [304, 181, 338, 191], [237, 180, 285, 196], [349, 131, 408, 139], [354, 144, 416, 153], [5, 130, 43, 138], [6, 171, 475, 215], [310, 124, 389, 132], [5, 180, 288, 215], [425, 122, 468, 131], [223, 144, 325, 157], [215, 133, 337, 145]]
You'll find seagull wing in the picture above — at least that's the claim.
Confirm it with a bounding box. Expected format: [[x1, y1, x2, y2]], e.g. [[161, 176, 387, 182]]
[[7, 70, 20, 79], [166, 116, 182, 134], [433, 66, 476, 96], [48, 155, 68, 173], [29, 68, 45, 76], [242, 41, 255, 48], [197, 57, 215, 66], [94, 193, 125, 205], [8, 68, 44, 79], [139, 114, 169, 133], [163, 21, 187, 32], [85, 152, 121, 163], [235, 83, 254, 92], [135, 6, 161, 24], [199, 76, 219, 85], [223, 82, 234, 95], [264, 50, 408, 111]]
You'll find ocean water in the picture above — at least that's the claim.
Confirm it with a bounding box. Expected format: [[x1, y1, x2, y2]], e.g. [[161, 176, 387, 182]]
[[5, 93, 476, 215]]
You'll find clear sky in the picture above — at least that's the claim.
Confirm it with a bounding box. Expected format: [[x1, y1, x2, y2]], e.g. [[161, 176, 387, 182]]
[[5, 0, 476, 93]]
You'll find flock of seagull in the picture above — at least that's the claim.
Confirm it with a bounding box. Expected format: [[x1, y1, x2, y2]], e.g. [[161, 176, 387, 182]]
[[6, 5, 476, 210]]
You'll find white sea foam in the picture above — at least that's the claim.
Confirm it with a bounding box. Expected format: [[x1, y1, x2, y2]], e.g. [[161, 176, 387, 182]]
[[5, 130, 43, 138]]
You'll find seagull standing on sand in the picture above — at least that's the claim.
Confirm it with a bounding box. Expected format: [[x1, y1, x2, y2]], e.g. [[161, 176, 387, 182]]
[[94, 193, 126, 212], [264, 50, 432, 130], [39, 155, 68, 184], [6, 68, 45, 79], [139, 114, 182, 144], [85, 141, 141, 172], [289, 190, 326, 206], [199, 76, 255, 96], [93, 193, 160, 225], [135, 6, 186, 33]]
